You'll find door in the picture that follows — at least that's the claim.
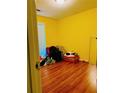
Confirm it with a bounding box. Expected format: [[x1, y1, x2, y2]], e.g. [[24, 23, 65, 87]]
[[89, 37, 97, 64], [28, 0, 42, 93]]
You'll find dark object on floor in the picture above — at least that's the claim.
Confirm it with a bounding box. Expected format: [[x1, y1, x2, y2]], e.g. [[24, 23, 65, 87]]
[[49, 46, 62, 62], [40, 57, 48, 66], [40, 56, 56, 66]]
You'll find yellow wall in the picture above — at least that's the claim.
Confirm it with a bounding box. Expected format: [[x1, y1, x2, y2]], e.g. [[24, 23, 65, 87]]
[[57, 8, 97, 63], [37, 8, 97, 64], [37, 16, 58, 47]]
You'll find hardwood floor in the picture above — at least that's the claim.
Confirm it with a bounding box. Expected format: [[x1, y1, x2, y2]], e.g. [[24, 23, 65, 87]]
[[40, 61, 97, 93]]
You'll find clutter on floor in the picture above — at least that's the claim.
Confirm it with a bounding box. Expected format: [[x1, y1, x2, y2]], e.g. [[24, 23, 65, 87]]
[[39, 46, 80, 67], [39, 46, 63, 66], [49, 46, 63, 62], [64, 52, 80, 63], [40, 56, 55, 66]]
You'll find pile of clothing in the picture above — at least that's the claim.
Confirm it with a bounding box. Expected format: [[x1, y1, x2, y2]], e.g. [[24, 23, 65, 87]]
[[40, 56, 55, 66], [48, 46, 63, 62], [40, 46, 63, 66]]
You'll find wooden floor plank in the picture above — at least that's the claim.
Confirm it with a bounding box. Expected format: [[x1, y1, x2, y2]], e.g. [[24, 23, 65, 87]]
[[40, 61, 97, 93]]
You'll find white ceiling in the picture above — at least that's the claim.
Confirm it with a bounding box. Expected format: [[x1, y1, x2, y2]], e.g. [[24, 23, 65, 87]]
[[35, 0, 97, 19]]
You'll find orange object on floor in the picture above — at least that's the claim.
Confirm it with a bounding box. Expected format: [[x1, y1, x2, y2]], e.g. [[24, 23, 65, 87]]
[[63, 55, 79, 63]]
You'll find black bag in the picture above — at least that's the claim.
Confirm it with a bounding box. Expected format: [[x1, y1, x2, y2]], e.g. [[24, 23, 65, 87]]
[[49, 46, 62, 62]]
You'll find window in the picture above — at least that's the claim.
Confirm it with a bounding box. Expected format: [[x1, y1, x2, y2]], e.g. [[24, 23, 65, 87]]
[[37, 23, 47, 58]]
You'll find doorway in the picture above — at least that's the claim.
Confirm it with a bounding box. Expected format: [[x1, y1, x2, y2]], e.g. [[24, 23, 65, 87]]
[[37, 23, 47, 59]]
